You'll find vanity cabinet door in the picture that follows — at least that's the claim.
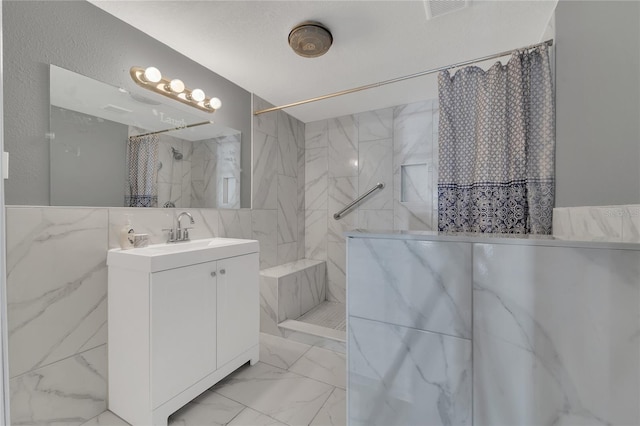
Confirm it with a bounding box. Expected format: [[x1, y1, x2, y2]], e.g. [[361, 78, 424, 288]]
[[151, 261, 217, 408], [216, 253, 259, 367]]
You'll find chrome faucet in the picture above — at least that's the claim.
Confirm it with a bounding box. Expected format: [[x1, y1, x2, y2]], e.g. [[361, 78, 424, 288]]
[[163, 211, 196, 243]]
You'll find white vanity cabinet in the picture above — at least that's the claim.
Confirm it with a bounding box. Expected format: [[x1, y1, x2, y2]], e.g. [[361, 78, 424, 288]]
[[107, 238, 259, 426]]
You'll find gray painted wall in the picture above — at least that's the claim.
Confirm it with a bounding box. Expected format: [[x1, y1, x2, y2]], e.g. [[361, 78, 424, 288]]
[[555, 1, 640, 206], [3, 0, 251, 207], [50, 107, 128, 207]]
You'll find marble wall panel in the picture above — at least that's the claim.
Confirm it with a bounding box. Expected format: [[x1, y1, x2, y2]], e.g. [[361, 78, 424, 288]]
[[553, 205, 640, 243], [6, 208, 109, 378], [328, 116, 358, 178], [357, 108, 393, 142], [348, 237, 472, 338], [392, 100, 434, 170], [358, 139, 393, 210], [10, 345, 107, 426], [277, 242, 298, 266], [305, 120, 328, 150], [349, 317, 471, 426], [253, 96, 277, 137], [305, 210, 327, 261], [277, 175, 298, 244], [622, 205, 640, 242], [473, 243, 640, 426], [278, 274, 300, 322], [218, 209, 252, 239], [252, 210, 278, 269], [300, 262, 326, 315], [252, 131, 278, 210], [259, 275, 280, 336], [305, 148, 328, 211], [277, 111, 298, 178], [327, 177, 358, 244], [358, 210, 394, 231], [326, 241, 347, 304]]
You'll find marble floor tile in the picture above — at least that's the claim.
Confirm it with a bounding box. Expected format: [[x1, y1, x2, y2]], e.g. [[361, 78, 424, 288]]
[[227, 407, 287, 426], [289, 346, 346, 389], [259, 333, 311, 370], [80, 411, 129, 426], [168, 391, 245, 426], [213, 362, 333, 426], [310, 388, 346, 426]]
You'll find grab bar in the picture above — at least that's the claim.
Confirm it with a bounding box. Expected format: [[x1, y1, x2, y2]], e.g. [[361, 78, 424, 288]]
[[333, 182, 385, 220]]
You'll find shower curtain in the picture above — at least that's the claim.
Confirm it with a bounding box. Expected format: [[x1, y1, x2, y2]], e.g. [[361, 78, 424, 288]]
[[437, 45, 555, 234], [126, 134, 159, 207]]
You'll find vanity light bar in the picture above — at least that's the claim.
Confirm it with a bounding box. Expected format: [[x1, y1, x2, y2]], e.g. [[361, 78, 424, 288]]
[[130, 66, 222, 114]]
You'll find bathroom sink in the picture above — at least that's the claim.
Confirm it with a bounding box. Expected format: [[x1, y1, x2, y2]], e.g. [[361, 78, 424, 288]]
[[107, 237, 259, 272]]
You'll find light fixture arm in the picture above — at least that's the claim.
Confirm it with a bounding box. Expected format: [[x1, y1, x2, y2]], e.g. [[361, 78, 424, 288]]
[[130, 66, 221, 113]]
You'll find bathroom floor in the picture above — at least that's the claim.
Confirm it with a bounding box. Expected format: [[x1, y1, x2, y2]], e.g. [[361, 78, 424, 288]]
[[298, 302, 346, 332], [81, 333, 346, 426]]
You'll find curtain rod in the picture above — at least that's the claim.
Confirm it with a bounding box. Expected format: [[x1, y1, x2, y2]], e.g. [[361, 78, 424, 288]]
[[129, 120, 213, 138], [254, 39, 553, 115]]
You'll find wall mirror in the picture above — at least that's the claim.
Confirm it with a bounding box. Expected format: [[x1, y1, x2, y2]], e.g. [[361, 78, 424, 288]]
[[50, 65, 243, 209]]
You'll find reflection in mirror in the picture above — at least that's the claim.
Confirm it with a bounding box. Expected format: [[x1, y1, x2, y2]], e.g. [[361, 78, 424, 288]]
[[49, 65, 242, 209]]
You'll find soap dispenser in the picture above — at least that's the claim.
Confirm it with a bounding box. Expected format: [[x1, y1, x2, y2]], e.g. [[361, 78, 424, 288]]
[[119, 214, 135, 250]]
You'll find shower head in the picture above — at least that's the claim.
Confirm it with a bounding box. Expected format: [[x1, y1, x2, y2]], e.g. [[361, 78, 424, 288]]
[[171, 147, 183, 160]]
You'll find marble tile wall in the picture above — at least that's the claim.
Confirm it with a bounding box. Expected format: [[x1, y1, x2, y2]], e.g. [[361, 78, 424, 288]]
[[347, 236, 472, 425], [348, 234, 640, 426], [260, 260, 326, 337], [252, 96, 306, 270], [474, 243, 640, 425], [191, 134, 242, 209], [553, 204, 640, 242], [5, 206, 251, 425], [305, 99, 439, 302]]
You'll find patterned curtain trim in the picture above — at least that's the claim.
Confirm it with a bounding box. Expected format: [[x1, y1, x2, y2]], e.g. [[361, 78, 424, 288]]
[[438, 178, 553, 234], [125, 195, 158, 208]]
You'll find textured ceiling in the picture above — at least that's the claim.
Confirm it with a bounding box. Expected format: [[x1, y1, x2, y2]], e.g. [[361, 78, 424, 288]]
[[89, 0, 558, 123]]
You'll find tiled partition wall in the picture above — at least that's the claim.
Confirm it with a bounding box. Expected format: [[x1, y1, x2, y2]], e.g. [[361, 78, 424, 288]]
[[304, 100, 439, 303], [347, 233, 640, 425], [4, 95, 305, 425]]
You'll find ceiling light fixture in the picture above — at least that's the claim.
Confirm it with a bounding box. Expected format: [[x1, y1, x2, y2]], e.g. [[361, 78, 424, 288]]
[[130, 66, 221, 113], [288, 22, 333, 58]]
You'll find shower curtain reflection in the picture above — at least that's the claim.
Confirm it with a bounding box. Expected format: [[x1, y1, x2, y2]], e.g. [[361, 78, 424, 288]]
[[126, 134, 159, 207]]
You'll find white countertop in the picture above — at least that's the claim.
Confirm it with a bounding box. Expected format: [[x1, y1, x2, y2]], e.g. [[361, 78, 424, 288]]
[[345, 229, 640, 251]]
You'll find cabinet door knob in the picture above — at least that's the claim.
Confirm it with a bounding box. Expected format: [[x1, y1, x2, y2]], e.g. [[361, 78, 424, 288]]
[[219, 269, 226, 275], [210, 271, 216, 277]]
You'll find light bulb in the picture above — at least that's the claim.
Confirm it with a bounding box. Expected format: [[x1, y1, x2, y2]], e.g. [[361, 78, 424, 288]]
[[166, 79, 185, 93], [190, 88, 205, 102], [143, 67, 162, 83], [207, 97, 222, 110]]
